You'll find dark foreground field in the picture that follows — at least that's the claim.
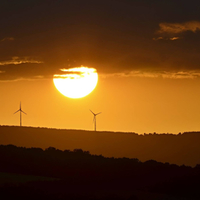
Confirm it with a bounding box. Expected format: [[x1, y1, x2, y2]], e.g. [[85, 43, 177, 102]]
[[0, 144, 200, 200], [1, 125, 200, 166]]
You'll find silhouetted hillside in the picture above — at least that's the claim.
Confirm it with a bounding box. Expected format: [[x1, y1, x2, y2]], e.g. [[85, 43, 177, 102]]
[[0, 144, 200, 200], [1, 126, 200, 166]]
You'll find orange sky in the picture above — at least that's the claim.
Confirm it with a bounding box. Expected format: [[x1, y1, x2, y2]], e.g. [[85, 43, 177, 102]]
[[1, 1, 200, 134], [1, 75, 200, 134]]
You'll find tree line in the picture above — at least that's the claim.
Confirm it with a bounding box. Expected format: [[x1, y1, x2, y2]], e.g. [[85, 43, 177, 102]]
[[0, 144, 200, 199]]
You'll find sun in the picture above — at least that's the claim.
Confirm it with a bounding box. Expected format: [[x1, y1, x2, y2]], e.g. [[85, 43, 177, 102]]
[[53, 66, 98, 99]]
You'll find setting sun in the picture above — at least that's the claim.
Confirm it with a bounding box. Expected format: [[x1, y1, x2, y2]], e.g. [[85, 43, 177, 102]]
[[53, 66, 98, 98]]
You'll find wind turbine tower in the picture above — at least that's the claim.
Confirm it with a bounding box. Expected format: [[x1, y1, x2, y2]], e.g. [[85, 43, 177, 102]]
[[14, 102, 27, 126], [90, 110, 101, 131]]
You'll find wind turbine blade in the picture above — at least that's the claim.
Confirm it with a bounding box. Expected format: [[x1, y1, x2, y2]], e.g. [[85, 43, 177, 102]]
[[21, 110, 27, 115], [90, 109, 95, 115], [96, 112, 102, 115], [14, 110, 20, 114]]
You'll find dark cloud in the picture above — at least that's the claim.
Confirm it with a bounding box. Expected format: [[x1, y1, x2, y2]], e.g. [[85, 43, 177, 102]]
[[1, 0, 200, 80], [0, 37, 14, 42], [157, 21, 200, 34]]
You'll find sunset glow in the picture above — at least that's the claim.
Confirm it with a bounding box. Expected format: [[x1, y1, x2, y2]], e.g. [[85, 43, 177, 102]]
[[2, 1, 200, 198], [1, 0, 200, 134]]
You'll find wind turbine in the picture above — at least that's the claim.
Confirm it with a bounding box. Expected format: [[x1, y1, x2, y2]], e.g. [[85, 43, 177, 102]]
[[14, 102, 27, 126], [90, 110, 101, 131]]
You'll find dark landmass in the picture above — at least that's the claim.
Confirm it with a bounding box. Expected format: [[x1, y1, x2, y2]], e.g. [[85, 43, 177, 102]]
[[0, 144, 200, 200], [0, 172, 57, 186], [0, 125, 200, 166]]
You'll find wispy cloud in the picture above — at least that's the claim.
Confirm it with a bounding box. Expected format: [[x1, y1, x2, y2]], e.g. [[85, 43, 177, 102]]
[[0, 57, 43, 66], [101, 71, 200, 79], [34, 75, 44, 79], [0, 77, 45, 82], [169, 37, 180, 41], [153, 36, 181, 41], [158, 21, 200, 34], [0, 37, 14, 42], [54, 66, 97, 79]]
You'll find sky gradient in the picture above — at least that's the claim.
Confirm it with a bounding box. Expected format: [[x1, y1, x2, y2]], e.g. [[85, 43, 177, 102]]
[[1, 0, 200, 134]]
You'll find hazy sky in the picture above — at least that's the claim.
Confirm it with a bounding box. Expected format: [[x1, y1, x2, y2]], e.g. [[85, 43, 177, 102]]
[[1, 0, 200, 134]]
